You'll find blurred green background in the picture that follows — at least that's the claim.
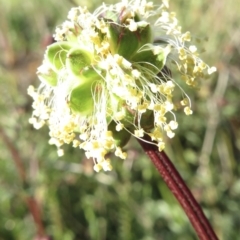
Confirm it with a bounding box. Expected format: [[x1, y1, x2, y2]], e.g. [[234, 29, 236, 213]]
[[0, 0, 239, 239]]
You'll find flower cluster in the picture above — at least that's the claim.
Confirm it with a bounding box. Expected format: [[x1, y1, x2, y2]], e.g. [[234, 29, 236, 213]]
[[28, 0, 216, 171]]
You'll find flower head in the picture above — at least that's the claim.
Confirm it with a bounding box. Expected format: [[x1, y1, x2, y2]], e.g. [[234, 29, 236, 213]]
[[28, 0, 216, 171]]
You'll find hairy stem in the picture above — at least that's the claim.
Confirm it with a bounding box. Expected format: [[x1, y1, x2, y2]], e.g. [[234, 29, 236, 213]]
[[137, 135, 218, 240]]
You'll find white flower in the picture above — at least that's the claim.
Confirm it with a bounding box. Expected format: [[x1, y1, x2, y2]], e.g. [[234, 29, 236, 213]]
[[28, 0, 216, 171]]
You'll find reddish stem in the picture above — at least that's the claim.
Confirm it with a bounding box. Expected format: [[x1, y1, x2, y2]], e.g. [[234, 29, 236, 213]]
[[25, 197, 46, 238], [0, 127, 50, 239], [137, 135, 218, 240], [0, 127, 26, 181]]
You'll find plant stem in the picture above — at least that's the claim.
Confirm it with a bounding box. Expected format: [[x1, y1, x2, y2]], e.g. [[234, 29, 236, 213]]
[[137, 135, 219, 240], [0, 127, 50, 239]]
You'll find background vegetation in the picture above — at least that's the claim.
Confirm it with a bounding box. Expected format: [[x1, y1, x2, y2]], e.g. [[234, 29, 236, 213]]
[[0, 0, 239, 239]]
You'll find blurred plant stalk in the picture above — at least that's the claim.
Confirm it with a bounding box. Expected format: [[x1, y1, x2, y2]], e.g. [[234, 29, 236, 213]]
[[0, 127, 51, 240]]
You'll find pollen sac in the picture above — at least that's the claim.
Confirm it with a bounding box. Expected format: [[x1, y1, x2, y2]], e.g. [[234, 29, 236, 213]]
[[46, 42, 72, 72]]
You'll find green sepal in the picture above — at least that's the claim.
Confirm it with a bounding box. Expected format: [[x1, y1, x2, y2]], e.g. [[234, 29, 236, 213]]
[[66, 48, 93, 78], [135, 23, 152, 49], [156, 49, 167, 70], [46, 42, 72, 72], [38, 68, 58, 86], [132, 47, 167, 72], [108, 121, 131, 147], [80, 66, 101, 81], [121, 108, 135, 128], [69, 80, 96, 115], [132, 49, 156, 63], [103, 10, 118, 22], [106, 12, 152, 60], [140, 109, 154, 131], [107, 22, 139, 59], [109, 93, 136, 127], [119, 107, 154, 133], [108, 93, 123, 117]]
